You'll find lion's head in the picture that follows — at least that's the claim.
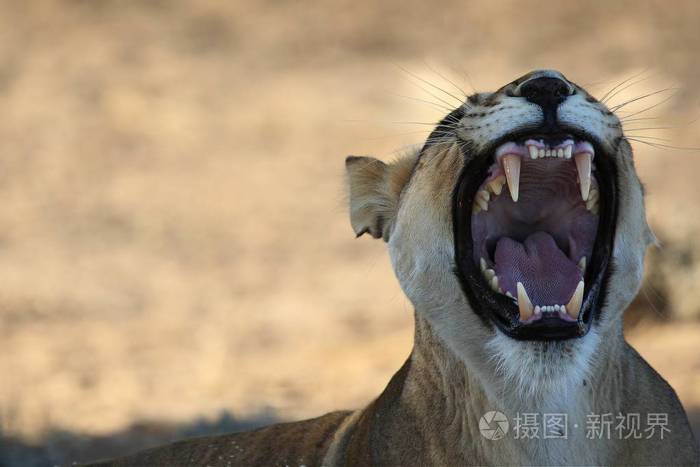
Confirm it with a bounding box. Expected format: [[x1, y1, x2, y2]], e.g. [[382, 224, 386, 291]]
[[346, 70, 655, 401]]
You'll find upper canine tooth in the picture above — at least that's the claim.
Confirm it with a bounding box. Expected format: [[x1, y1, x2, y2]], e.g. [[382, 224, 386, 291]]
[[487, 175, 505, 195], [528, 145, 538, 159], [501, 154, 521, 202], [516, 282, 534, 321], [574, 152, 592, 201], [564, 145, 572, 159], [566, 281, 584, 319]]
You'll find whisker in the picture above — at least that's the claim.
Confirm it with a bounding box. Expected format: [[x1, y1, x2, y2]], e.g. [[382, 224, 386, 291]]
[[598, 68, 650, 103], [610, 87, 680, 112], [456, 65, 478, 95], [406, 79, 462, 110], [387, 92, 453, 112], [623, 126, 679, 131], [641, 286, 666, 319], [341, 117, 453, 127], [615, 93, 677, 120], [602, 73, 657, 105], [625, 137, 700, 151], [396, 64, 465, 105], [387, 121, 443, 126], [624, 135, 672, 142], [619, 116, 660, 123], [423, 61, 468, 99]]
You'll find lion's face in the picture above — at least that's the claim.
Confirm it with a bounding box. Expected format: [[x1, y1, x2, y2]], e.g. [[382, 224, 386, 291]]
[[347, 70, 653, 394]]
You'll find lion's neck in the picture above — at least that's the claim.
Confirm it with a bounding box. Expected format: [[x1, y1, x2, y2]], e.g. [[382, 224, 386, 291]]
[[360, 314, 626, 465]]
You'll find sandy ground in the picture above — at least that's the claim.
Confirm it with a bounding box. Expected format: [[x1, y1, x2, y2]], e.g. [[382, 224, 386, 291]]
[[1, 1, 700, 465]]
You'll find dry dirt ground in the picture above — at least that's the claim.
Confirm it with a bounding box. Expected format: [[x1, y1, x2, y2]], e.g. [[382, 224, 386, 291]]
[[1, 1, 700, 465]]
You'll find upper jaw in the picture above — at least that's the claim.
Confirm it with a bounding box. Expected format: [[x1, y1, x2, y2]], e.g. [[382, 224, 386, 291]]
[[452, 128, 618, 341]]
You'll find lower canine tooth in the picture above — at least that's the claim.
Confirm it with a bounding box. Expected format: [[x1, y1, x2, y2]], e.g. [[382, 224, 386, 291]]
[[501, 154, 521, 202], [575, 152, 592, 201], [566, 281, 584, 319], [516, 282, 534, 321]]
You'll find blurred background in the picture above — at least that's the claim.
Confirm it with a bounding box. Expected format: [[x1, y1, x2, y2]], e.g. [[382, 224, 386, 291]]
[[1, 1, 700, 465]]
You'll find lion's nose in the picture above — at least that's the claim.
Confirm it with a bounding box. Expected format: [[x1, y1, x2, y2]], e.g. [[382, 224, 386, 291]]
[[514, 71, 574, 109]]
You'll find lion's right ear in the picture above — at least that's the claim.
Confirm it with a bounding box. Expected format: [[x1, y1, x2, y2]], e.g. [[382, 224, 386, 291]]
[[345, 154, 416, 241]]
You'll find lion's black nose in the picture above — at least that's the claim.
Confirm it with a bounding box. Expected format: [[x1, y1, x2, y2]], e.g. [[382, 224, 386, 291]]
[[518, 76, 574, 108]]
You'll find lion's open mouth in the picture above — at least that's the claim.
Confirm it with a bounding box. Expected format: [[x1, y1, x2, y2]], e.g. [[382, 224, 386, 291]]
[[471, 138, 598, 323], [453, 131, 617, 341]]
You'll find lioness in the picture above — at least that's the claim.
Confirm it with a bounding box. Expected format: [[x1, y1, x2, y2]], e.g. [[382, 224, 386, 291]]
[[90, 70, 699, 466]]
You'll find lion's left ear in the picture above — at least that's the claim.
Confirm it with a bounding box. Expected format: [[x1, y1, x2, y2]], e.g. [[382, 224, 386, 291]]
[[345, 154, 416, 241]]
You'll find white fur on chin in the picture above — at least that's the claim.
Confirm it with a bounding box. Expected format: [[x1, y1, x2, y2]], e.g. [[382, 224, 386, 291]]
[[485, 327, 600, 406]]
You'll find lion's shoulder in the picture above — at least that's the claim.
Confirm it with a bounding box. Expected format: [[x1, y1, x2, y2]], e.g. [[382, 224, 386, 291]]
[[88, 410, 352, 467]]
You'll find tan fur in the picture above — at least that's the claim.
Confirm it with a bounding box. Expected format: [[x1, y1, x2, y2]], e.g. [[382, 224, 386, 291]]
[[87, 71, 699, 466], [346, 154, 418, 240]]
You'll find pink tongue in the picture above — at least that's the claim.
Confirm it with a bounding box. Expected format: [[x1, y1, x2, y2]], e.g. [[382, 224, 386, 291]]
[[494, 231, 581, 306]]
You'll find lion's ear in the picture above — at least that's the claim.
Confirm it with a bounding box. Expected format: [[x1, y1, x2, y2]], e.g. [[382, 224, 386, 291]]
[[345, 154, 416, 241]]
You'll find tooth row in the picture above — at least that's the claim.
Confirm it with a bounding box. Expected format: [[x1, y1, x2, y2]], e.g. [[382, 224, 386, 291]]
[[472, 175, 506, 213], [480, 265, 505, 294], [536, 305, 565, 313], [479, 258, 510, 295], [477, 259, 585, 322], [494, 146, 595, 205], [527, 144, 573, 160], [516, 280, 584, 322]]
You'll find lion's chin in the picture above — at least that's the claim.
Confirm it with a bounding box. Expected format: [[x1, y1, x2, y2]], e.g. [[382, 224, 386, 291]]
[[485, 326, 600, 400]]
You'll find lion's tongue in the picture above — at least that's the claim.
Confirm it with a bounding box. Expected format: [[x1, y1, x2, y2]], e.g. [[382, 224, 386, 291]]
[[493, 231, 581, 306]]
